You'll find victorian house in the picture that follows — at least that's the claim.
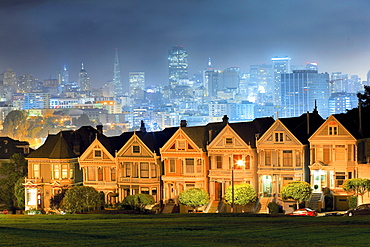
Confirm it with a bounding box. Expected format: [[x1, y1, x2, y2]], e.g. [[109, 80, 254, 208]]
[[207, 117, 274, 203], [257, 110, 324, 212], [308, 109, 370, 210], [25, 126, 100, 211]]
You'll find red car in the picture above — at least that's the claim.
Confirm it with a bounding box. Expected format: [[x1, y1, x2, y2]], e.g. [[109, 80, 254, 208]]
[[289, 208, 317, 216]]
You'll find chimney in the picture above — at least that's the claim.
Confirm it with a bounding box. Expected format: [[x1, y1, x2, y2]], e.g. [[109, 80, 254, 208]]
[[222, 115, 229, 124], [180, 120, 187, 127], [96, 125, 103, 134], [307, 111, 310, 135], [140, 120, 146, 132], [208, 130, 213, 143]]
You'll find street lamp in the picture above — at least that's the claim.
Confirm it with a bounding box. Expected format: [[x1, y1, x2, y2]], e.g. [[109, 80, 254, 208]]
[[231, 160, 245, 213]]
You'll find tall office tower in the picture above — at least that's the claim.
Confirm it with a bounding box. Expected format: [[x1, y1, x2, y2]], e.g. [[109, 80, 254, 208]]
[[78, 63, 92, 94], [330, 72, 348, 94], [129, 72, 145, 100], [347, 75, 363, 94], [271, 56, 291, 107], [249, 64, 273, 103], [17, 74, 36, 93], [60, 65, 69, 85], [280, 70, 330, 118], [328, 92, 357, 115], [3, 68, 17, 92], [204, 70, 219, 97], [218, 67, 240, 90], [168, 45, 188, 88], [306, 62, 318, 71], [113, 48, 123, 97]]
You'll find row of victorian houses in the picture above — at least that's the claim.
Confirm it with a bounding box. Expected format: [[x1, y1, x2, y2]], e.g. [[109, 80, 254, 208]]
[[23, 106, 370, 213]]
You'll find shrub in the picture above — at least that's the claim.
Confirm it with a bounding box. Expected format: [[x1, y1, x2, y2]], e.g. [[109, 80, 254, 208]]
[[267, 202, 280, 214], [349, 196, 358, 209], [179, 188, 209, 211], [224, 183, 257, 206], [121, 194, 155, 211]]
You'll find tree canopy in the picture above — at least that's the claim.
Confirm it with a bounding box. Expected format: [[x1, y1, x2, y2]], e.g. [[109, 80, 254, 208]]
[[62, 186, 101, 213], [0, 153, 28, 210], [281, 181, 312, 208], [224, 183, 257, 206], [343, 178, 370, 204], [2, 110, 29, 140], [178, 188, 209, 210]]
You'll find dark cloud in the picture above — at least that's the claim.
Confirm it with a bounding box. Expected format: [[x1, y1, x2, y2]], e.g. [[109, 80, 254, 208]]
[[1, 0, 370, 86]]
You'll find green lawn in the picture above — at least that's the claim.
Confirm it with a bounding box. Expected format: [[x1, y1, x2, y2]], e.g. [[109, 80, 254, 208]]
[[0, 213, 369, 246]]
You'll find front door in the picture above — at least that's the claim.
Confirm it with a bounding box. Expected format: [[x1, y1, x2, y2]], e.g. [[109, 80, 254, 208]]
[[215, 182, 222, 201]]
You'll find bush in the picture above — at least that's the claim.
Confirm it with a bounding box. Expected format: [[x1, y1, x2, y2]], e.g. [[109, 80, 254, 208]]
[[324, 195, 333, 211], [349, 196, 358, 209], [179, 188, 209, 211], [267, 202, 280, 214], [121, 194, 155, 211]]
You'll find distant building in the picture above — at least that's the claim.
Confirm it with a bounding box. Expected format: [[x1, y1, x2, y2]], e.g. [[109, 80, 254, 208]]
[[78, 63, 92, 96], [168, 45, 188, 88], [129, 72, 145, 102], [113, 49, 124, 97], [328, 92, 357, 115], [23, 93, 50, 110], [271, 57, 291, 108], [280, 70, 330, 118]]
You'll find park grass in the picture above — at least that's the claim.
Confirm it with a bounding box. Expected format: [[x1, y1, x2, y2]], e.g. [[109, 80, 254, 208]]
[[1, 213, 370, 246]]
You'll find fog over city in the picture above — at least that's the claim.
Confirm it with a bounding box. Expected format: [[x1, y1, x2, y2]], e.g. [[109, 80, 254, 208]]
[[1, 0, 370, 86]]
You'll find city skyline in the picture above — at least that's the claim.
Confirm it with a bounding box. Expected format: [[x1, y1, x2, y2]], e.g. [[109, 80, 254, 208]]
[[1, 0, 370, 87]]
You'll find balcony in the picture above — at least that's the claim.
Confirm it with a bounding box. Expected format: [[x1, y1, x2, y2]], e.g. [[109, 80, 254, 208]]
[[209, 170, 251, 177], [25, 178, 43, 184], [119, 177, 160, 183]]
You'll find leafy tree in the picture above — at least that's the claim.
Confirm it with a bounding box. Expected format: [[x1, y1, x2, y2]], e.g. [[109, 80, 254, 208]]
[[62, 186, 101, 213], [179, 188, 209, 211], [50, 189, 67, 211], [2, 110, 29, 140], [14, 177, 26, 209], [225, 183, 257, 206], [121, 194, 155, 211], [357, 85, 370, 108], [0, 153, 28, 210], [343, 178, 370, 205], [281, 181, 312, 208]]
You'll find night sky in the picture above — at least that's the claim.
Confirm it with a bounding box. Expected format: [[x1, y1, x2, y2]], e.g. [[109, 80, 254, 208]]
[[1, 0, 370, 88]]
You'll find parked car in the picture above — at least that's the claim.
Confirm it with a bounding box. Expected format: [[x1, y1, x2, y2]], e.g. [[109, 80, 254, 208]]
[[288, 208, 317, 216], [345, 203, 370, 216]]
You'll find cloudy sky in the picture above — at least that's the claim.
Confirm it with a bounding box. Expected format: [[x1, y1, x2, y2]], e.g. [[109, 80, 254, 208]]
[[1, 0, 370, 88]]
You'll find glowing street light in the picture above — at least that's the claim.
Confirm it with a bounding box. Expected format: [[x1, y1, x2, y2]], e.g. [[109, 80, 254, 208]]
[[231, 159, 245, 213]]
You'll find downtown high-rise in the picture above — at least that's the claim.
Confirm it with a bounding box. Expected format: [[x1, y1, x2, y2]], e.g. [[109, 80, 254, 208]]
[[168, 45, 188, 88]]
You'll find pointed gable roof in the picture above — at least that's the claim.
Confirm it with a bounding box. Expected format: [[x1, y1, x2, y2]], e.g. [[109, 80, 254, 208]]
[[229, 117, 275, 148], [279, 111, 324, 144]]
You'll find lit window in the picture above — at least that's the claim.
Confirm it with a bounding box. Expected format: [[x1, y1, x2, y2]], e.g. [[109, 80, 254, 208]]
[[177, 141, 186, 151], [169, 159, 176, 173], [98, 167, 103, 181], [111, 168, 116, 181], [216, 156, 222, 169], [33, 164, 40, 178]]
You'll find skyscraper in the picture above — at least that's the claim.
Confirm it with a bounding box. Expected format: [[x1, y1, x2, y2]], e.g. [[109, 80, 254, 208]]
[[78, 63, 92, 95], [113, 48, 123, 97], [271, 56, 291, 107], [280, 70, 330, 118], [168, 45, 188, 88], [129, 72, 145, 101], [60, 65, 69, 85]]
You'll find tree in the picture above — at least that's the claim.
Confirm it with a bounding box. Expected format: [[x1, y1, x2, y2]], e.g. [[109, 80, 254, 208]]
[[14, 177, 25, 209], [50, 189, 67, 211], [343, 178, 370, 205], [121, 194, 155, 211], [2, 110, 29, 140], [62, 186, 101, 213], [178, 188, 209, 211], [224, 183, 257, 206], [357, 85, 370, 108], [0, 153, 28, 210], [281, 181, 312, 208]]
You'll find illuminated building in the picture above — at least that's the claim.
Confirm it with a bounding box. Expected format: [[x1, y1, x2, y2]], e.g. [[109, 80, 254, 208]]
[[271, 56, 291, 108], [78, 63, 92, 96], [113, 48, 124, 97], [280, 70, 330, 118], [129, 72, 145, 101], [168, 45, 188, 88]]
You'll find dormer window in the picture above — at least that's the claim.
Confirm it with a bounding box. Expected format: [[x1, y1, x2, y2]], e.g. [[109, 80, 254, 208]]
[[94, 149, 102, 158], [133, 146, 140, 153], [225, 138, 233, 145], [274, 132, 284, 142], [329, 126, 337, 135], [177, 140, 186, 151]]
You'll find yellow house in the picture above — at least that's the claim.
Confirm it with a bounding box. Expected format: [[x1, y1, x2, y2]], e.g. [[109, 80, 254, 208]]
[[207, 117, 274, 204], [257, 110, 324, 212], [160, 121, 209, 205], [309, 114, 359, 210]]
